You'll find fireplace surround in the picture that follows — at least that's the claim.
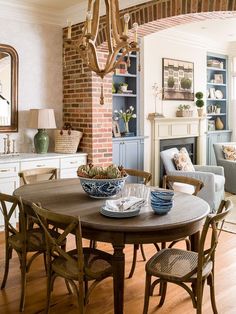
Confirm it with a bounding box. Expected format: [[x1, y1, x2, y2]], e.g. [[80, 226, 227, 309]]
[[148, 115, 207, 185]]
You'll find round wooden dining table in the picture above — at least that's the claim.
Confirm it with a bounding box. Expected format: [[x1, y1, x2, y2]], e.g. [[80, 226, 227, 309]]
[[14, 178, 210, 314]]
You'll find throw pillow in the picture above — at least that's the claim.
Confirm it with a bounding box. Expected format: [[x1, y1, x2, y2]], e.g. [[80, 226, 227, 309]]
[[173, 147, 195, 171], [222, 145, 236, 161]]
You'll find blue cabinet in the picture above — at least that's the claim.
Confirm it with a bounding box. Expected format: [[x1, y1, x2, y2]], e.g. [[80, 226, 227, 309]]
[[206, 52, 232, 165], [112, 137, 144, 183]]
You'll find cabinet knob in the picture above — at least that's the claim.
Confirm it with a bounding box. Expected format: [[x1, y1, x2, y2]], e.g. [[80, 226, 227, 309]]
[[36, 164, 46, 167]]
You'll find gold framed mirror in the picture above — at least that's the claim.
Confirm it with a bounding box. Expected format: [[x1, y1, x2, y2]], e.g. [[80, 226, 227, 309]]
[[0, 44, 18, 132]]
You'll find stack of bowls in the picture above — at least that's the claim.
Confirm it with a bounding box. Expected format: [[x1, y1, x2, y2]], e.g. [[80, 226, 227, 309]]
[[150, 189, 174, 215]]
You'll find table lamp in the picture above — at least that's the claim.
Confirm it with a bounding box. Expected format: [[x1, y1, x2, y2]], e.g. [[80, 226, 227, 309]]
[[29, 109, 56, 154]]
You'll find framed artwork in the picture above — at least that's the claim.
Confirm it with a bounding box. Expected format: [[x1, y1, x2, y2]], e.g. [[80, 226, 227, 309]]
[[162, 58, 194, 100], [214, 74, 223, 84], [112, 120, 121, 137]]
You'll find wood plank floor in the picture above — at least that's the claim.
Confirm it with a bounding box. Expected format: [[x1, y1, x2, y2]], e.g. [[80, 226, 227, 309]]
[[0, 231, 236, 314]]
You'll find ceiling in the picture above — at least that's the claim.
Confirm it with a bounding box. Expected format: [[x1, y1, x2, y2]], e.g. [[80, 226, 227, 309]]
[[2, 0, 81, 10], [172, 17, 236, 43]]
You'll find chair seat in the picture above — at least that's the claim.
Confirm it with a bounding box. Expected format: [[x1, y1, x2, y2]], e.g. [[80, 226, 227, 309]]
[[9, 228, 65, 252], [146, 248, 213, 282], [52, 248, 113, 281], [214, 174, 225, 192]]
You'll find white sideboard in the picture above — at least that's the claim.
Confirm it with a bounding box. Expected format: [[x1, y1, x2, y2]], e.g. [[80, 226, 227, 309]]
[[0, 152, 87, 230]]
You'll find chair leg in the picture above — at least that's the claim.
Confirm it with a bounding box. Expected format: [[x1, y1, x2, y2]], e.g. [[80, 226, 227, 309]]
[[208, 273, 218, 314], [158, 281, 167, 307], [1, 245, 12, 289], [140, 244, 146, 261], [19, 253, 27, 312], [128, 244, 139, 278], [196, 280, 204, 314], [143, 273, 152, 314]]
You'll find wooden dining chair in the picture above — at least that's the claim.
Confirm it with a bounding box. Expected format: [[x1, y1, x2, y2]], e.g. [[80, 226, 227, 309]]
[[143, 199, 232, 314], [18, 167, 57, 185], [160, 175, 204, 251], [124, 168, 152, 279], [32, 203, 113, 313], [0, 193, 65, 312]]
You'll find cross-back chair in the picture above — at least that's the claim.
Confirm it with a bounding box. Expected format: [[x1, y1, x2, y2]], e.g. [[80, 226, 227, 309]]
[[0, 193, 64, 312], [159, 175, 204, 251], [124, 168, 152, 185], [143, 199, 232, 314], [32, 203, 113, 313], [124, 168, 152, 279], [18, 167, 58, 228], [18, 167, 57, 185]]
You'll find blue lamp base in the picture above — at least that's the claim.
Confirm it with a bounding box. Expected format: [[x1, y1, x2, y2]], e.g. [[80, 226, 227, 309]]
[[34, 129, 49, 154]]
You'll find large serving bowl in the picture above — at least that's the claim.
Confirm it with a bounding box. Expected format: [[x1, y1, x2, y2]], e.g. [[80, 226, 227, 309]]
[[78, 175, 128, 198]]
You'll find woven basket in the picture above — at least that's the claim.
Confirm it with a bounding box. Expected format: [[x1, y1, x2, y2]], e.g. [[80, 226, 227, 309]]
[[54, 129, 83, 154]]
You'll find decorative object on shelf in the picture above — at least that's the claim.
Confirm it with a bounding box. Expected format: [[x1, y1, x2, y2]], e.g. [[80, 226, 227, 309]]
[[176, 104, 193, 117], [215, 89, 223, 99], [112, 83, 116, 94], [214, 74, 223, 84], [28, 109, 56, 154], [119, 82, 128, 93], [195, 91, 204, 117], [114, 106, 136, 136], [112, 120, 121, 138], [54, 123, 83, 154], [152, 83, 164, 117], [115, 61, 128, 75], [162, 58, 194, 100], [209, 87, 215, 99], [208, 120, 215, 131], [216, 104, 221, 114], [215, 117, 224, 130], [65, 0, 139, 105], [207, 59, 224, 69]]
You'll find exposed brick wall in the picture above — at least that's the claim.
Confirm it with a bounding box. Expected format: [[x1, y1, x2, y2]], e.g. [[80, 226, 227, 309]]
[[63, 0, 236, 165]]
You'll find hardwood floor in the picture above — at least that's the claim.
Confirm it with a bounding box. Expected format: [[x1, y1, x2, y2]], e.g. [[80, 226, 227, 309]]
[[0, 231, 236, 314]]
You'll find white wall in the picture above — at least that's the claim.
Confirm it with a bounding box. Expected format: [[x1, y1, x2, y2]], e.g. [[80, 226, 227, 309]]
[[141, 30, 213, 173], [0, 17, 62, 153]]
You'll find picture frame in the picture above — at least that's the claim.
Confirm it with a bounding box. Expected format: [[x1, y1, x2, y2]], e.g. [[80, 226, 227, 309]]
[[208, 120, 215, 131], [214, 74, 223, 84], [112, 120, 121, 137], [162, 58, 194, 101]]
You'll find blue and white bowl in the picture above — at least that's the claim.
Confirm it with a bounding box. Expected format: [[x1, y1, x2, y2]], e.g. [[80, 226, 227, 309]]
[[78, 176, 127, 198]]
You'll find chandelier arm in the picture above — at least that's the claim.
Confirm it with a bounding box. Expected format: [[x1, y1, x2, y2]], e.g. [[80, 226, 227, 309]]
[[91, 0, 100, 39], [86, 40, 101, 73], [105, 0, 113, 53], [104, 42, 130, 74], [109, 0, 122, 45]]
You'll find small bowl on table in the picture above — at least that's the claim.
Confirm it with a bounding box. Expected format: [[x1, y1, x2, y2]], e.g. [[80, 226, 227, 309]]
[[78, 175, 128, 199], [150, 189, 174, 215]]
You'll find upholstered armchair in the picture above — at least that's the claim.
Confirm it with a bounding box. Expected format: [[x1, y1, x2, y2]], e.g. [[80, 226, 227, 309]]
[[160, 148, 225, 212], [213, 142, 236, 194]]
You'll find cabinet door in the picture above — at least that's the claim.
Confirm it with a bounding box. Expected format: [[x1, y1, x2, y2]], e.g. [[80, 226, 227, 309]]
[[0, 176, 19, 230], [122, 140, 139, 169], [112, 141, 122, 166]]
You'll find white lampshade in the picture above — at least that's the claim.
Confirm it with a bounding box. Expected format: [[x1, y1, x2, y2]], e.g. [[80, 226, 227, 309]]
[[28, 109, 56, 129]]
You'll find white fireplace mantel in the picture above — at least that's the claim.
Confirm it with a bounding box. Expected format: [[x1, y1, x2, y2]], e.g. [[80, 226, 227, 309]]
[[148, 114, 207, 185]]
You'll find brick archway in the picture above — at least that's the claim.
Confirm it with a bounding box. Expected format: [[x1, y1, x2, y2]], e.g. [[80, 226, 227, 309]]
[[63, 0, 236, 165]]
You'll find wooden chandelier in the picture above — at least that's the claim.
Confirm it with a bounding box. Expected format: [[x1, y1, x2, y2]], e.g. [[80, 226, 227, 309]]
[[66, 0, 139, 105]]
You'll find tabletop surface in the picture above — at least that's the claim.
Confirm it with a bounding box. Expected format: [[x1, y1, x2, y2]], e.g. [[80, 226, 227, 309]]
[[14, 178, 210, 233]]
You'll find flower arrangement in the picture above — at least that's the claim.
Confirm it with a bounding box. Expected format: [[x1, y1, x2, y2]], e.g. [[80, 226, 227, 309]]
[[114, 106, 136, 133]]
